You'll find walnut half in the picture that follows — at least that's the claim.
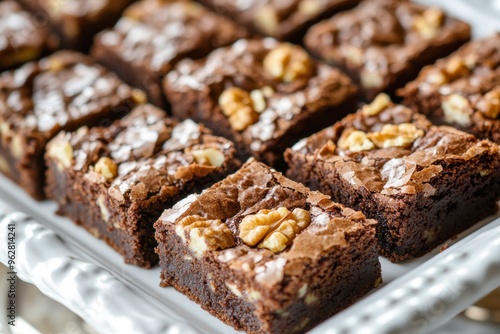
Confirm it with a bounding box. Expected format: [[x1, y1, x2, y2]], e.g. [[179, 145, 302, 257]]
[[219, 87, 259, 131], [239, 207, 310, 253], [175, 215, 235, 258], [367, 123, 424, 148], [263, 43, 313, 83]]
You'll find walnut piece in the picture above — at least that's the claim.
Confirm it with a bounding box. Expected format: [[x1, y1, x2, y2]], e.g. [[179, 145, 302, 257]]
[[477, 89, 500, 119], [255, 5, 279, 35], [368, 123, 424, 148], [191, 148, 225, 167], [413, 7, 445, 38], [338, 129, 375, 152], [239, 207, 310, 253], [48, 140, 73, 169], [250, 86, 274, 113], [298, 0, 321, 15], [317, 140, 336, 157], [360, 69, 383, 89], [263, 43, 313, 83], [175, 215, 235, 258], [362, 93, 392, 116], [95, 157, 118, 181], [219, 87, 259, 131], [441, 94, 473, 127]]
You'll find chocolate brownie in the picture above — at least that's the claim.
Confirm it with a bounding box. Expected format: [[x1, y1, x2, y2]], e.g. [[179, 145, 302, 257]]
[[285, 94, 500, 262], [304, 0, 471, 101], [91, 0, 247, 107], [155, 160, 381, 333], [18, 0, 133, 50], [0, 51, 144, 199], [198, 0, 360, 40], [45, 104, 240, 268], [164, 38, 358, 168], [398, 33, 500, 144], [0, 1, 56, 70]]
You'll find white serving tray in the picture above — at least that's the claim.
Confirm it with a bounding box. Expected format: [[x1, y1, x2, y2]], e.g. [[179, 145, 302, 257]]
[[1, 1, 500, 333]]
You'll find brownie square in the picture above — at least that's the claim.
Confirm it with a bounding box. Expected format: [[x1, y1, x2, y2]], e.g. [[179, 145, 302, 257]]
[[304, 0, 471, 101], [164, 38, 358, 168], [155, 160, 381, 333], [398, 33, 500, 144], [0, 1, 56, 70], [0, 51, 144, 199], [91, 0, 247, 107], [198, 0, 360, 40], [18, 0, 133, 50], [285, 94, 500, 262], [45, 104, 240, 268]]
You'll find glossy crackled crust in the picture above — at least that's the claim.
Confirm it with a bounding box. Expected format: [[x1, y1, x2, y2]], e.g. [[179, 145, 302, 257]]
[[0, 51, 139, 199], [398, 33, 500, 144], [285, 103, 500, 261], [164, 38, 357, 167], [92, 0, 247, 106], [155, 160, 380, 333], [45, 104, 240, 267], [198, 0, 360, 40], [305, 0, 471, 100]]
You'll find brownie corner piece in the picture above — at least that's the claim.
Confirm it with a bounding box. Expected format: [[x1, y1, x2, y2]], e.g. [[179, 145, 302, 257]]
[[285, 94, 500, 262], [45, 104, 240, 267], [155, 159, 381, 333], [164, 38, 357, 168], [398, 33, 500, 144], [91, 0, 247, 107], [0, 51, 143, 199], [304, 0, 471, 101]]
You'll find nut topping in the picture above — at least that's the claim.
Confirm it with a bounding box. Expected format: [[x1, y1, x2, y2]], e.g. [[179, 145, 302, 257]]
[[367, 123, 424, 148], [263, 43, 313, 83], [219, 87, 259, 131], [191, 148, 225, 167], [239, 207, 310, 253], [48, 140, 73, 169], [176, 215, 235, 258], [255, 6, 279, 35], [413, 7, 445, 38], [477, 89, 500, 119], [95, 157, 118, 181], [441, 94, 473, 127], [337, 129, 375, 152], [362, 93, 392, 116]]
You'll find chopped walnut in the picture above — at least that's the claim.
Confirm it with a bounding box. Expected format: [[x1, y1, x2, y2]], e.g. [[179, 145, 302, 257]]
[[255, 6, 279, 35], [445, 56, 470, 78], [48, 140, 73, 169], [317, 140, 336, 157], [219, 87, 259, 131], [338, 129, 375, 152], [250, 86, 274, 113], [175, 215, 235, 258], [362, 93, 392, 116], [413, 7, 445, 38], [239, 207, 310, 253], [367, 123, 424, 148], [191, 148, 225, 167], [95, 157, 118, 181], [298, 0, 321, 15], [360, 69, 383, 89], [263, 43, 313, 83], [441, 94, 473, 127], [477, 89, 500, 119]]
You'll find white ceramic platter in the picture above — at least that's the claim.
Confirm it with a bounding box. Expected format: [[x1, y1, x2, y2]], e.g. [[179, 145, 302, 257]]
[[1, 1, 500, 333]]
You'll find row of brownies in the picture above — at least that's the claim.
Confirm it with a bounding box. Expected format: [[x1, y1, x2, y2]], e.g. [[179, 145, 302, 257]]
[[1, 0, 500, 333]]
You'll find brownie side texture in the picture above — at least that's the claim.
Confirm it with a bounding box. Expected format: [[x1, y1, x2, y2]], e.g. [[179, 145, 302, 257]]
[[18, 0, 133, 50], [398, 33, 500, 144], [45, 104, 240, 267], [155, 160, 381, 333], [285, 94, 500, 262], [164, 38, 358, 168], [0, 51, 143, 199], [198, 0, 360, 41], [91, 0, 247, 107], [304, 0, 471, 101]]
